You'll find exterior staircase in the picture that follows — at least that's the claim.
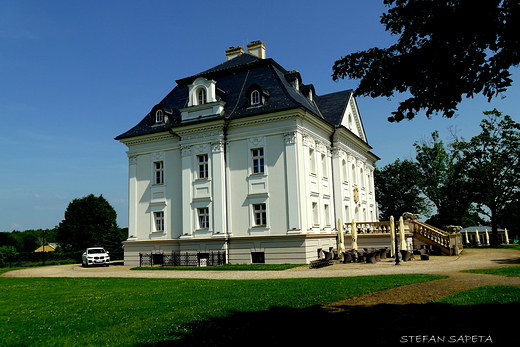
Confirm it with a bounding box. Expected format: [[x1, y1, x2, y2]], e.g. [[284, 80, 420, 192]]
[[342, 216, 463, 256], [409, 220, 463, 255]]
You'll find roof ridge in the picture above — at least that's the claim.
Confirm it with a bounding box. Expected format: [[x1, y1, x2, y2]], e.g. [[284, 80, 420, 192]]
[[176, 53, 264, 84]]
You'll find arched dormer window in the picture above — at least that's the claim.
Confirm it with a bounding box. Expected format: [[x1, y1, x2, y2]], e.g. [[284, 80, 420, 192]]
[[251, 90, 260, 106], [245, 85, 269, 108], [197, 88, 207, 105], [155, 109, 164, 124]]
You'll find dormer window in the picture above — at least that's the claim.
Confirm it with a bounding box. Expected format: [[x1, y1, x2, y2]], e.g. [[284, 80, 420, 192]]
[[197, 88, 207, 105], [187, 77, 217, 107], [181, 77, 226, 122], [245, 85, 268, 108], [155, 109, 164, 124], [251, 90, 261, 106]]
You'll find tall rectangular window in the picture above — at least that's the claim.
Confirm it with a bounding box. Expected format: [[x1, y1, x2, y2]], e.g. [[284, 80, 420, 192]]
[[253, 203, 267, 226], [321, 154, 327, 177], [197, 207, 209, 229], [312, 202, 319, 226], [197, 154, 208, 179], [324, 204, 330, 226], [309, 148, 316, 174], [154, 211, 164, 232], [252, 148, 264, 174], [154, 161, 164, 185]]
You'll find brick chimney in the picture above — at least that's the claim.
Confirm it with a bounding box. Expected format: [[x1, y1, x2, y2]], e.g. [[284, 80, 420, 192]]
[[247, 41, 266, 59], [225, 46, 244, 61]]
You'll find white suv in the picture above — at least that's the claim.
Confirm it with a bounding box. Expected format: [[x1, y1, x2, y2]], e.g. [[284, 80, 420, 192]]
[[82, 247, 110, 267]]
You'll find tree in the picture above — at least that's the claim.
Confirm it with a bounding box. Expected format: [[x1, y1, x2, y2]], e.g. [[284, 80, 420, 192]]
[[413, 131, 482, 228], [453, 109, 520, 244], [56, 194, 122, 254], [332, 0, 520, 122], [0, 246, 19, 268], [374, 159, 431, 220]]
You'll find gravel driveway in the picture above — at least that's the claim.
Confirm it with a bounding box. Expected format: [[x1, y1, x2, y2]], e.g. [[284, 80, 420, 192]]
[[3, 248, 520, 280]]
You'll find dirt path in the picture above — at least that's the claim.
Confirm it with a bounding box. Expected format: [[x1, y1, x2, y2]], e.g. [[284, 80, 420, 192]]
[[323, 271, 520, 311]]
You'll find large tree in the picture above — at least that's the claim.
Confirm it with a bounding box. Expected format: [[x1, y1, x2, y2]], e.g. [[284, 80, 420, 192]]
[[413, 131, 482, 228], [453, 109, 520, 244], [56, 194, 122, 254], [332, 0, 520, 122], [374, 159, 431, 220]]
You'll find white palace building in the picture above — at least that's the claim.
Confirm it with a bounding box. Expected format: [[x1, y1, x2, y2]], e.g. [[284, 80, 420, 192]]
[[116, 41, 379, 265]]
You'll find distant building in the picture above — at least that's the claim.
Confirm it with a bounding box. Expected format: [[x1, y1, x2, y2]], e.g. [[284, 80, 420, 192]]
[[116, 41, 379, 265], [461, 226, 509, 244], [34, 243, 57, 252]]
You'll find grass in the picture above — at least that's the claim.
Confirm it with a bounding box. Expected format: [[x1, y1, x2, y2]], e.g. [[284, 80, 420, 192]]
[[0, 274, 443, 347], [131, 263, 305, 271], [463, 266, 520, 277], [435, 285, 520, 305]]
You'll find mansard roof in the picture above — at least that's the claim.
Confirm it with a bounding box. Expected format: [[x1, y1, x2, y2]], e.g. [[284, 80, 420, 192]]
[[115, 53, 356, 140]]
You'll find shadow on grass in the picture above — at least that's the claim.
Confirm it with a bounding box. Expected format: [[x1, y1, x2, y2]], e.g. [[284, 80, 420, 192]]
[[138, 302, 519, 346]]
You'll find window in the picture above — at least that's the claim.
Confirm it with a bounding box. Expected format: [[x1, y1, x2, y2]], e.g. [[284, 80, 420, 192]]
[[197, 207, 209, 229], [154, 211, 164, 232], [197, 154, 208, 179], [251, 90, 261, 105], [312, 202, 318, 226], [321, 154, 327, 177], [253, 203, 267, 226], [324, 204, 330, 226], [197, 88, 206, 105], [309, 148, 316, 174], [252, 148, 264, 174], [154, 161, 164, 185], [155, 109, 164, 124], [342, 160, 347, 183], [251, 252, 265, 264]]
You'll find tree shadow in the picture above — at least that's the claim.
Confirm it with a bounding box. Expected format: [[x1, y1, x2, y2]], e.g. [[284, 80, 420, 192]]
[[492, 256, 520, 265], [137, 301, 520, 346]]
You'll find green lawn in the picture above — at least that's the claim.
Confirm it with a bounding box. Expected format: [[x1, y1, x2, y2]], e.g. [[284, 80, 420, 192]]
[[435, 285, 520, 305], [0, 274, 443, 346], [463, 266, 520, 277]]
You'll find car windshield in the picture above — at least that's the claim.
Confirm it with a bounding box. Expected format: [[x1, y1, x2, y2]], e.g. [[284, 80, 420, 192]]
[[88, 249, 105, 254]]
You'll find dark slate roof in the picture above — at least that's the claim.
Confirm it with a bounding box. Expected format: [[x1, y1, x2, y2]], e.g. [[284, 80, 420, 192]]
[[314, 90, 353, 127], [115, 53, 353, 140]]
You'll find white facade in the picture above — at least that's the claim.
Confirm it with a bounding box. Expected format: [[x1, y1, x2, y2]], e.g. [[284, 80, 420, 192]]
[[117, 43, 378, 265]]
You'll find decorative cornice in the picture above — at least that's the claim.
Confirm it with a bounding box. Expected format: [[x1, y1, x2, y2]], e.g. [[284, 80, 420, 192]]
[[122, 134, 173, 147]]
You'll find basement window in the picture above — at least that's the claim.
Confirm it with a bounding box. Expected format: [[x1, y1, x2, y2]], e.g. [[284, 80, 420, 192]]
[[251, 252, 265, 264]]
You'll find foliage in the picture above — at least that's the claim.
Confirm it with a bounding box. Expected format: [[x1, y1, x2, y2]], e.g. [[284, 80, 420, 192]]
[[0, 228, 56, 253], [0, 274, 442, 346], [453, 110, 520, 243], [413, 131, 484, 228], [374, 159, 431, 220], [0, 246, 19, 268], [55, 194, 124, 257], [332, 0, 520, 122]]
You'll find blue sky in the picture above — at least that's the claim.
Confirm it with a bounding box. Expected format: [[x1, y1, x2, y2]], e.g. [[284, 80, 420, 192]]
[[1, 0, 518, 232]]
